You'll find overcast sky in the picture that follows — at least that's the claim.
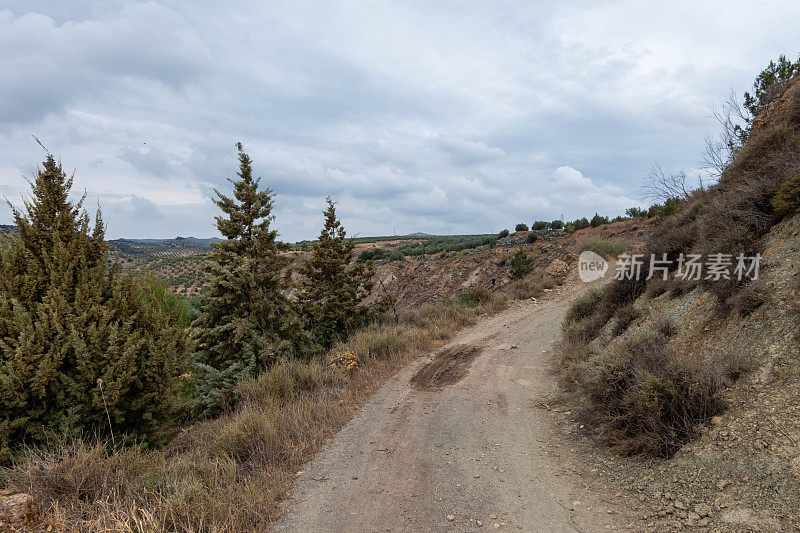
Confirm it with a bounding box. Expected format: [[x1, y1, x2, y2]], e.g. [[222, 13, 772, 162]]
[[1, 1, 799, 241]]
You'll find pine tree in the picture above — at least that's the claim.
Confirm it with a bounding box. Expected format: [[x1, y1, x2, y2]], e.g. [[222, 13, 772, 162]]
[[0, 155, 189, 462], [191, 143, 301, 414], [297, 198, 374, 350]]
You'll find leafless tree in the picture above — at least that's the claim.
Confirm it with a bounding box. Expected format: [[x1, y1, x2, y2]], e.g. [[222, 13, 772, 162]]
[[641, 163, 692, 202], [700, 91, 751, 179]]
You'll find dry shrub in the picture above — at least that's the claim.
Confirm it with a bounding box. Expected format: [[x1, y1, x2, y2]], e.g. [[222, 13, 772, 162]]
[[727, 281, 767, 316], [456, 286, 507, 314], [669, 277, 699, 298], [507, 268, 546, 300], [709, 343, 755, 382], [574, 332, 725, 457], [562, 283, 642, 346], [652, 316, 678, 338], [564, 288, 604, 324], [646, 277, 670, 298], [612, 304, 640, 336], [562, 313, 608, 346]]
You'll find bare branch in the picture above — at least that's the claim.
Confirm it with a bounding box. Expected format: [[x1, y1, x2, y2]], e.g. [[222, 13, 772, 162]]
[[701, 91, 752, 178], [641, 163, 691, 202]]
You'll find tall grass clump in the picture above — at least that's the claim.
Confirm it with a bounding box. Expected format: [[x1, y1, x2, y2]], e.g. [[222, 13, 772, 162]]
[[576, 236, 626, 258]]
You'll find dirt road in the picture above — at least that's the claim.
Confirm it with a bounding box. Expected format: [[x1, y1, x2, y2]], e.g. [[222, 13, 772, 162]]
[[275, 281, 621, 532]]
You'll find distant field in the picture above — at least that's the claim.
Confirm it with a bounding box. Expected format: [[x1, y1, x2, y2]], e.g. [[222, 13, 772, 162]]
[[109, 237, 213, 259], [104, 232, 504, 294], [130, 256, 207, 297]]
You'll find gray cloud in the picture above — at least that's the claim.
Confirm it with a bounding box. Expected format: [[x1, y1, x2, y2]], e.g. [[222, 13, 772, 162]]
[[1, 1, 799, 240], [0, 4, 207, 125]]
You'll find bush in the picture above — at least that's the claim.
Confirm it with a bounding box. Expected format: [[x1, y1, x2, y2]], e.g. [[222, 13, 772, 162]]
[[574, 332, 725, 456], [457, 287, 495, 307], [653, 317, 678, 338], [562, 313, 609, 346], [626, 207, 646, 218], [550, 219, 564, 229], [509, 248, 534, 280], [646, 278, 670, 298], [772, 171, 800, 218], [0, 155, 190, 462], [612, 304, 640, 336], [648, 197, 684, 221], [727, 281, 767, 316], [507, 269, 546, 300], [515, 223, 529, 232], [669, 277, 699, 298], [576, 236, 626, 258], [497, 229, 510, 239], [508, 278, 543, 300], [526, 232, 538, 243], [564, 288, 605, 324]]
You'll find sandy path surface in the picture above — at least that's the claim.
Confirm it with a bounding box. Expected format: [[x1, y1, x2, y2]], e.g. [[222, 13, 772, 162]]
[[275, 280, 620, 532]]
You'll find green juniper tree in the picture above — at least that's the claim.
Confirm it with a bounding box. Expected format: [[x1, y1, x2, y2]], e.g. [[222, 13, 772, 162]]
[[297, 198, 374, 350], [191, 143, 301, 414], [0, 155, 189, 462], [509, 248, 534, 280]]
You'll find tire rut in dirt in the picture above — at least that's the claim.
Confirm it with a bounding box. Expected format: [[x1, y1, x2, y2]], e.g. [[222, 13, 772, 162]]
[[410, 344, 483, 390]]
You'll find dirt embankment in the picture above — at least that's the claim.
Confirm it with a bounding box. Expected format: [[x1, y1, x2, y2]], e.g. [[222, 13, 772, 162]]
[[558, 212, 800, 531]]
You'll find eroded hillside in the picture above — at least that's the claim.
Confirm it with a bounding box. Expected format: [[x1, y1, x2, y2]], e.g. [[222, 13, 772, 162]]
[[554, 76, 800, 531], [365, 220, 648, 307]]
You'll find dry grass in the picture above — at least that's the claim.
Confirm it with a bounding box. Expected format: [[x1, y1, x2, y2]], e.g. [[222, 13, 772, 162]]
[[3, 296, 503, 532], [576, 236, 626, 258], [506, 268, 549, 300]]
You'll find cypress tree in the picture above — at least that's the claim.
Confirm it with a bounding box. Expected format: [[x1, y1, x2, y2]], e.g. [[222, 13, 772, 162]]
[[191, 143, 301, 414], [297, 198, 374, 350], [0, 155, 189, 462]]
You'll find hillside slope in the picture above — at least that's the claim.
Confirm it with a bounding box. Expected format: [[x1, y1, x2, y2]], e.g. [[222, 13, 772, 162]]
[[556, 77, 800, 530], [567, 213, 799, 531]]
